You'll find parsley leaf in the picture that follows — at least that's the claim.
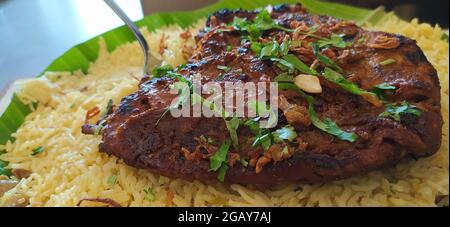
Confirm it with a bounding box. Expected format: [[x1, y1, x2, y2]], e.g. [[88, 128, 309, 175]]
[[278, 83, 358, 142], [31, 146, 45, 156], [143, 187, 156, 201], [379, 101, 421, 121], [273, 125, 298, 143]]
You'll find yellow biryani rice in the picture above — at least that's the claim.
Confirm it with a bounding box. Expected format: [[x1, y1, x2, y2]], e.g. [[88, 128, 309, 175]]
[[0, 15, 448, 207]]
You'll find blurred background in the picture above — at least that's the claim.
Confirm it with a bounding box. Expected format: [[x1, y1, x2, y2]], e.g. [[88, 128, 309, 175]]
[[0, 0, 448, 90]]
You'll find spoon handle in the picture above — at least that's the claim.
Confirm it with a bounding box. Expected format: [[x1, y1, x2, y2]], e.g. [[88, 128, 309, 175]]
[[104, 0, 156, 75]]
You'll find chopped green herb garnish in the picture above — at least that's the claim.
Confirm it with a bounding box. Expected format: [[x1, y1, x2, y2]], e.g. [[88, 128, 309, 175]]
[[100, 99, 113, 119], [216, 74, 225, 81], [225, 114, 241, 150], [107, 175, 118, 186], [0, 159, 12, 177], [372, 83, 397, 100], [272, 125, 297, 143], [209, 140, 231, 171], [278, 83, 358, 142], [240, 158, 249, 167], [252, 132, 272, 150], [274, 73, 294, 82], [311, 42, 342, 71], [322, 67, 379, 101], [282, 54, 318, 75], [226, 45, 233, 52], [379, 101, 421, 121], [229, 10, 292, 39], [374, 83, 397, 91], [317, 34, 352, 48], [379, 58, 396, 66], [31, 146, 45, 156], [270, 57, 295, 73], [217, 65, 231, 72], [210, 140, 231, 182], [247, 100, 278, 128], [217, 164, 228, 182], [199, 135, 214, 144], [152, 65, 190, 84], [358, 36, 366, 43], [143, 187, 156, 201]]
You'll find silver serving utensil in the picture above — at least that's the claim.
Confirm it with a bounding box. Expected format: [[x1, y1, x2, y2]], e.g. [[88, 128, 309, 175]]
[[104, 0, 161, 76]]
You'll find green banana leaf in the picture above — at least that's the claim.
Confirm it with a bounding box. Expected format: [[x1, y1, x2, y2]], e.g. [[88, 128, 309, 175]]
[[0, 0, 388, 145]]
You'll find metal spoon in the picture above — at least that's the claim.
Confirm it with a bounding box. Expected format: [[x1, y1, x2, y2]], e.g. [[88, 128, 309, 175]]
[[104, 0, 161, 76]]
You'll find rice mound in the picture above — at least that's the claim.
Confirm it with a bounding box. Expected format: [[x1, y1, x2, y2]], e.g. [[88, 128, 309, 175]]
[[0, 15, 448, 207]]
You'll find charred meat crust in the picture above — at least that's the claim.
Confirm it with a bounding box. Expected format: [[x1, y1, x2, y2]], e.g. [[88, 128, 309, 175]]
[[88, 4, 442, 187]]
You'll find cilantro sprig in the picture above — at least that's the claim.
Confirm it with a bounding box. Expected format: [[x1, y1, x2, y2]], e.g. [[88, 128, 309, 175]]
[[230, 10, 292, 39], [209, 140, 231, 182], [278, 83, 358, 142], [379, 101, 422, 121]]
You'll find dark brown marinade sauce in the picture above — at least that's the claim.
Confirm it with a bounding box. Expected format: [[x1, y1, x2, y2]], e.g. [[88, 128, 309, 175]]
[[82, 4, 442, 187]]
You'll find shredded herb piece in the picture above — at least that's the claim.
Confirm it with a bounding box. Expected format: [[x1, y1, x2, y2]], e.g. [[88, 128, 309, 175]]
[[379, 101, 421, 121], [282, 54, 318, 75], [199, 135, 214, 144], [379, 58, 396, 66], [372, 83, 397, 100], [240, 158, 249, 167], [217, 164, 228, 182], [31, 146, 45, 156], [270, 57, 295, 73], [217, 65, 231, 72], [274, 73, 294, 82], [0, 159, 12, 177], [107, 175, 118, 186], [230, 10, 292, 39], [317, 33, 352, 48], [100, 99, 113, 119], [143, 187, 156, 201], [209, 140, 231, 171], [226, 45, 233, 52], [272, 125, 298, 143], [311, 43, 342, 71], [209, 140, 231, 182], [322, 67, 379, 103], [225, 114, 241, 150], [278, 83, 358, 142]]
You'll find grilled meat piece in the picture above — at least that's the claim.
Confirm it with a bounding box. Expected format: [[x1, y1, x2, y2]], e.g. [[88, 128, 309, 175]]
[[83, 4, 442, 186]]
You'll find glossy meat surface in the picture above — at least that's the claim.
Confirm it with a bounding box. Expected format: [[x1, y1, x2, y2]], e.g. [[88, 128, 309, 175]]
[[84, 4, 442, 186]]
